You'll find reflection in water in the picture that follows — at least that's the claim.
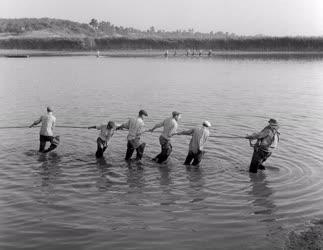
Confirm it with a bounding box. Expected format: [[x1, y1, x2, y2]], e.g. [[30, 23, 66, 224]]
[[95, 156, 109, 168], [95, 157, 112, 191], [186, 167, 206, 203], [158, 166, 176, 206], [36, 152, 62, 188], [249, 172, 284, 246], [126, 166, 145, 190], [158, 166, 172, 186], [249, 172, 275, 215], [186, 166, 204, 187]]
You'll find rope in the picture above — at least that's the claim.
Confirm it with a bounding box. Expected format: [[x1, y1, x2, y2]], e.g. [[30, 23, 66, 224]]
[[0, 126, 247, 140], [0, 125, 88, 129], [0, 126, 30, 129], [56, 125, 88, 129], [209, 135, 246, 139]]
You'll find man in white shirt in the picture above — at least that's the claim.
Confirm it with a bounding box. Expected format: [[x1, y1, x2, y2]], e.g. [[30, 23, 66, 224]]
[[149, 111, 180, 163], [88, 121, 116, 158], [117, 110, 148, 162], [30, 106, 58, 153], [175, 121, 211, 167]]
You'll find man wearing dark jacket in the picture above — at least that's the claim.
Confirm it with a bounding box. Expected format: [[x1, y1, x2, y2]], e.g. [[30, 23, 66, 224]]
[[246, 119, 280, 173]]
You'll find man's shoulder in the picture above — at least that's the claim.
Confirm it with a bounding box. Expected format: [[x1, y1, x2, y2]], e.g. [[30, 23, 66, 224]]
[[170, 117, 177, 124], [48, 113, 56, 120], [137, 117, 145, 125], [193, 127, 200, 133], [262, 126, 271, 132], [199, 127, 209, 135], [128, 117, 135, 123]]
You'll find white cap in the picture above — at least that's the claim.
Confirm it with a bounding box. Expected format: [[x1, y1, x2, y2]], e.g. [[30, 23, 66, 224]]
[[203, 121, 211, 127]]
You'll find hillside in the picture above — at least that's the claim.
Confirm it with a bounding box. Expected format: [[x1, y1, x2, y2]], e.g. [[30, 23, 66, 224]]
[[0, 17, 238, 39], [0, 18, 97, 38], [0, 18, 323, 51]]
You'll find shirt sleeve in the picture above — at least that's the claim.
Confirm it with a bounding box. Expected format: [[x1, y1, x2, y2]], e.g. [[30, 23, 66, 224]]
[[154, 120, 165, 129], [34, 116, 42, 125], [52, 117, 56, 129], [178, 129, 194, 135], [252, 128, 270, 139], [138, 120, 145, 135], [122, 119, 130, 129]]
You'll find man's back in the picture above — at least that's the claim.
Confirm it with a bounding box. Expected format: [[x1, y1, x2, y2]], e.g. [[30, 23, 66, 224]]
[[39, 113, 56, 136], [190, 127, 209, 153], [161, 117, 178, 140], [258, 126, 279, 151], [126, 117, 145, 140]]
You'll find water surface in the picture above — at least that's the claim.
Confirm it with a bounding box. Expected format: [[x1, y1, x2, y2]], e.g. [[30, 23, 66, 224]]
[[0, 55, 323, 249]]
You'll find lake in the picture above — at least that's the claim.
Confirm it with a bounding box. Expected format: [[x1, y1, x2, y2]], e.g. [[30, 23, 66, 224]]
[[0, 54, 323, 249]]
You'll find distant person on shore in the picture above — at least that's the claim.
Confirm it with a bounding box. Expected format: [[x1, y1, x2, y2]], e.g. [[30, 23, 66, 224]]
[[175, 121, 211, 167], [186, 50, 190, 56], [117, 110, 148, 162], [149, 111, 181, 163], [29, 106, 59, 153], [246, 119, 280, 173], [88, 121, 116, 158]]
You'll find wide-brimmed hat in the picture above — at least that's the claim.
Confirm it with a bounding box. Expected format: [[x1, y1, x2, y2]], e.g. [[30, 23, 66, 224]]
[[203, 121, 211, 127], [139, 109, 148, 116], [268, 118, 279, 126]]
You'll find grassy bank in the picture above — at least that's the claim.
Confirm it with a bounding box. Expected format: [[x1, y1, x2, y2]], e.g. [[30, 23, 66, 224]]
[[1, 37, 323, 51]]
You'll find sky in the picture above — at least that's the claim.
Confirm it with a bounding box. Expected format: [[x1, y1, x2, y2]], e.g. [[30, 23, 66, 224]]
[[1, 0, 323, 36]]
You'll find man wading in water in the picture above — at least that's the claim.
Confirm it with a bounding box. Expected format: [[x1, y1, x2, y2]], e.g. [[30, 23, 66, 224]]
[[88, 121, 116, 158], [149, 111, 181, 163], [246, 119, 280, 173], [30, 106, 59, 153], [175, 121, 211, 167], [117, 110, 148, 163]]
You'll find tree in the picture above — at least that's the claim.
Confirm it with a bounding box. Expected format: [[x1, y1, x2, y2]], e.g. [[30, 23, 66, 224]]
[[149, 26, 155, 33], [89, 18, 98, 30]]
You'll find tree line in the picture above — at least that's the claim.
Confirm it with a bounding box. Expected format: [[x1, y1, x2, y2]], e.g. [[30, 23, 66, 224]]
[[1, 37, 323, 51]]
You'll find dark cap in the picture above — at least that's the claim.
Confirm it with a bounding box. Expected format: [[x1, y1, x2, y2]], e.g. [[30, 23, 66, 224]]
[[47, 106, 53, 112], [172, 111, 181, 117], [139, 109, 148, 116], [107, 121, 116, 129], [268, 118, 278, 126]]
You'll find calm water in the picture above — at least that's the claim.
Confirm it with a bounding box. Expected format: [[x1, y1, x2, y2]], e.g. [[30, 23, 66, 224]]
[[0, 55, 323, 249]]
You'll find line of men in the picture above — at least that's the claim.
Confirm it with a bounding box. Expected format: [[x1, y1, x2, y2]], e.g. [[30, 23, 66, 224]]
[[30, 107, 280, 173]]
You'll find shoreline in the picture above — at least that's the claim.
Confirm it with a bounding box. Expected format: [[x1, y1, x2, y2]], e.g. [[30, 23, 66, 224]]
[[2, 49, 323, 58]]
